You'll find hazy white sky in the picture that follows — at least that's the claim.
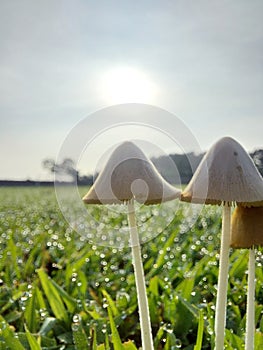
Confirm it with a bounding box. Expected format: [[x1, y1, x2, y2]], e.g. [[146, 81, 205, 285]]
[[1, 0, 262, 180]]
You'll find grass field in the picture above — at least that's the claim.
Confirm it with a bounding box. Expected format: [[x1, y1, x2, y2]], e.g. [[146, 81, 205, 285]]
[[0, 187, 263, 349]]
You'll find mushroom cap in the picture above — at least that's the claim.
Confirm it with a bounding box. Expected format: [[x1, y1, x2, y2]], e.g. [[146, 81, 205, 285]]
[[230, 206, 263, 248], [181, 136, 263, 206], [83, 141, 181, 205]]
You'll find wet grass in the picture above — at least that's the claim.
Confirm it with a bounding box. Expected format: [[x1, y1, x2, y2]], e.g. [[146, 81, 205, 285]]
[[0, 187, 263, 349]]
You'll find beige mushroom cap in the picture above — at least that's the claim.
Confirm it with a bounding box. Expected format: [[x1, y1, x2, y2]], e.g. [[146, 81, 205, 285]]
[[83, 141, 181, 205], [181, 136, 263, 206], [230, 206, 263, 248]]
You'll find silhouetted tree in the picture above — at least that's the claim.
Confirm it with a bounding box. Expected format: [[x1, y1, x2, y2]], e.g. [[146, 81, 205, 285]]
[[152, 152, 204, 184], [42, 158, 95, 185], [42, 158, 79, 182]]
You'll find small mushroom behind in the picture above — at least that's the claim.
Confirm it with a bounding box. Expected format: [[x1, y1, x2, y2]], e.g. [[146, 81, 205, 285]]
[[83, 141, 180, 350], [181, 136, 263, 350], [231, 206, 263, 248], [231, 206, 263, 350]]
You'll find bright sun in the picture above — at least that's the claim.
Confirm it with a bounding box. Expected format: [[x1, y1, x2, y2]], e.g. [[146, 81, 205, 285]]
[[99, 67, 157, 104]]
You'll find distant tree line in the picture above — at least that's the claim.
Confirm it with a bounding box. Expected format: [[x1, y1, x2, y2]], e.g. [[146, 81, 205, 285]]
[[2, 150, 261, 187], [152, 152, 204, 184], [153, 149, 263, 184], [42, 149, 263, 185]]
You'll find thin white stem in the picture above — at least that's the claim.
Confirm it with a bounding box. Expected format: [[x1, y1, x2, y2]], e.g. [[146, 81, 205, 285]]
[[245, 248, 255, 350], [215, 205, 231, 350], [127, 200, 154, 350]]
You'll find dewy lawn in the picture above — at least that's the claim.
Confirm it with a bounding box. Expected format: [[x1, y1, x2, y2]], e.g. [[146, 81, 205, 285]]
[[0, 187, 263, 349]]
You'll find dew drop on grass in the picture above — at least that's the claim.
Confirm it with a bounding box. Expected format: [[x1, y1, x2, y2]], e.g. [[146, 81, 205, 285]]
[[102, 324, 107, 334], [175, 339, 182, 348], [76, 299, 82, 308], [102, 302, 108, 309], [72, 323, 80, 332], [71, 314, 81, 332], [40, 308, 48, 320], [181, 254, 187, 262], [73, 314, 81, 323]]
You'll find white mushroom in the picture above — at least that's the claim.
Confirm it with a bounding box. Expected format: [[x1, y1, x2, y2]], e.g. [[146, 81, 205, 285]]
[[83, 141, 179, 205], [181, 136, 263, 350], [83, 141, 180, 349]]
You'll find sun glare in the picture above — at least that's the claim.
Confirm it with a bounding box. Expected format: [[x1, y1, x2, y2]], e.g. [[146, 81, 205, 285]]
[[99, 67, 157, 104]]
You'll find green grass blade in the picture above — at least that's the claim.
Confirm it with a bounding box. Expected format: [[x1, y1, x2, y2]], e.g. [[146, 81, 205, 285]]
[[225, 329, 243, 348], [148, 275, 159, 297], [92, 326, 97, 350], [0, 289, 24, 314], [194, 310, 204, 350], [24, 287, 37, 332], [7, 236, 21, 280], [97, 345, 106, 350], [108, 305, 124, 350], [123, 340, 138, 349], [105, 331, 110, 350], [72, 322, 89, 349], [39, 317, 57, 336], [175, 277, 195, 301], [25, 325, 41, 350], [176, 294, 199, 318], [71, 314, 89, 350], [49, 276, 77, 313], [255, 331, 263, 350], [37, 268, 68, 323], [23, 235, 45, 277], [0, 315, 25, 350], [102, 289, 119, 317]]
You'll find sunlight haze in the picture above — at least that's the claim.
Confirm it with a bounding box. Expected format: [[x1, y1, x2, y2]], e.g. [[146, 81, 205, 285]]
[[0, 0, 262, 180]]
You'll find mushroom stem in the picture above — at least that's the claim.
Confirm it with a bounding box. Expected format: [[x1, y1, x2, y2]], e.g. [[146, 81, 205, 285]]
[[245, 248, 255, 350], [215, 205, 231, 350], [127, 199, 154, 350]]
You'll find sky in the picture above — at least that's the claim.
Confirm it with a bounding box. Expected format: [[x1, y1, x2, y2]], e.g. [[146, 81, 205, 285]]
[[0, 0, 262, 180]]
